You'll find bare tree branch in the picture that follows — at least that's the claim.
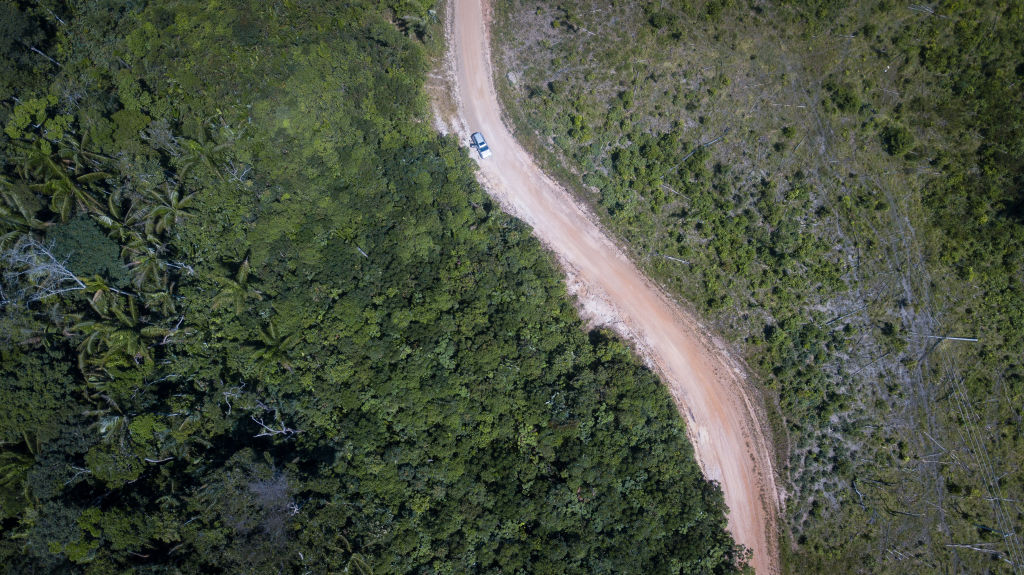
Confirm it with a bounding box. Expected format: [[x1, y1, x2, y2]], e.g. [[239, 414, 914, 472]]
[[1, 236, 85, 305], [251, 414, 301, 438]]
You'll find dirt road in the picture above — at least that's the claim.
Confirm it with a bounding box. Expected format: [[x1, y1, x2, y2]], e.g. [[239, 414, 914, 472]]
[[436, 0, 781, 572]]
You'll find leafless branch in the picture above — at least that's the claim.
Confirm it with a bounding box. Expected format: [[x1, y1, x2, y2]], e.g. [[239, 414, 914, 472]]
[[29, 46, 61, 67], [226, 159, 252, 183], [945, 543, 1017, 567], [161, 316, 185, 345], [166, 261, 196, 275], [252, 415, 301, 437], [221, 383, 245, 415], [41, 5, 66, 25], [1, 236, 85, 305], [656, 253, 690, 265], [64, 465, 92, 485]]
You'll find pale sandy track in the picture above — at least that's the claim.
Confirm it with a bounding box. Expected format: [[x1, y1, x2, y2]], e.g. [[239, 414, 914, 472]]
[[435, 1, 781, 572]]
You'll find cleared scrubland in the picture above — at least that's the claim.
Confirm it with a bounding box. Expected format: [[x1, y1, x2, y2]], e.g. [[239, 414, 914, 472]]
[[492, 1, 1024, 572]]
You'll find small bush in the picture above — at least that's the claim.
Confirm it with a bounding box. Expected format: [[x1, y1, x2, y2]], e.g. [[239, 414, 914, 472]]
[[881, 123, 913, 155], [825, 80, 860, 113]]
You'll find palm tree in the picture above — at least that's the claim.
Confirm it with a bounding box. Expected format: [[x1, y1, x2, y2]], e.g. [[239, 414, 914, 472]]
[[252, 321, 299, 369], [61, 131, 111, 174], [79, 377, 125, 415], [179, 120, 230, 181], [0, 451, 33, 508], [107, 288, 140, 328], [164, 430, 212, 465], [19, 140, 108, 220], [82, 276, 115, 317], [74, 319, 114, 372], [126, 246, 167, 292], [94, 194, 144, 248], [89, 414, 127, 439], [348, 554, 371, 575], [74, 318, 152, 375], [0, 177, 48, 247], [142, 290, 177, 317], [144, 183, 195, 236], [211, 259, 262, 314]]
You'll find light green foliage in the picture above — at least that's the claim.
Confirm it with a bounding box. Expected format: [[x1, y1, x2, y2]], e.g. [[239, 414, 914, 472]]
[[5, 96, 54, 140]]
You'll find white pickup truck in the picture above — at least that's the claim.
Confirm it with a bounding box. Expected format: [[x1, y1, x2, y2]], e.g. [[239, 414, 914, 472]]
[[471, 132, 492, 158]]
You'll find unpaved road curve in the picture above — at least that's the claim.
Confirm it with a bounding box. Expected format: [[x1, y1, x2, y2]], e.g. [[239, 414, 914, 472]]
[[438, 1, 781, 572]]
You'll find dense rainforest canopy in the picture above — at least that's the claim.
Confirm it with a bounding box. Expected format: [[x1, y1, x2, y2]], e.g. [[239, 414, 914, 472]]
[[0, 0, 746, 573]]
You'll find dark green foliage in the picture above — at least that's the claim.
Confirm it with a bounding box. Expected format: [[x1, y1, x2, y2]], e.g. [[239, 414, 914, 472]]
[[0, 0, 49, 106], [49, 215, 129, 288], [824, 79, 859, 114], [0, 0, 743, 573], [648, 8, 684, 39], [880, 123, 912, 156], [0, 348, 74, 447]]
